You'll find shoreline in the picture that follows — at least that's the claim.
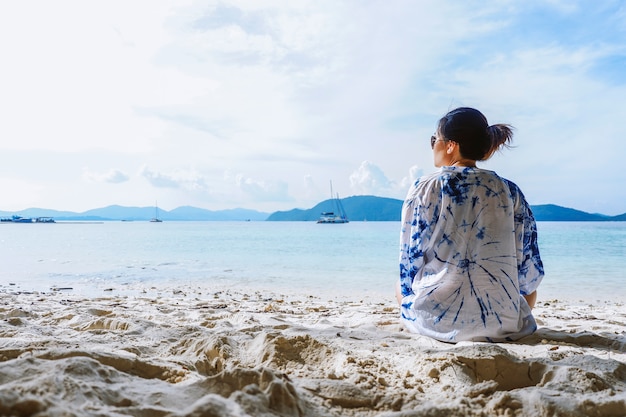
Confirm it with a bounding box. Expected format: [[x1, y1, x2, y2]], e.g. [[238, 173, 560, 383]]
[[4, 278, 626, 307], [1, 288, 625, 416]]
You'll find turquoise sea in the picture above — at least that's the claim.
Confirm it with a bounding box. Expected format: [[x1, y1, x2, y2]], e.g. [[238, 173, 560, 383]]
[[1, 221, 625, 303]]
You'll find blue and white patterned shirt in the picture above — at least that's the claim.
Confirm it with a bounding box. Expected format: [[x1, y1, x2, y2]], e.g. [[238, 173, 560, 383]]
[[399, 167, 544, 342]]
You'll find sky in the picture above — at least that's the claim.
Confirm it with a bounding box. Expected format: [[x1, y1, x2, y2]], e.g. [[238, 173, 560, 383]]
[[1, 1, 626, 215]]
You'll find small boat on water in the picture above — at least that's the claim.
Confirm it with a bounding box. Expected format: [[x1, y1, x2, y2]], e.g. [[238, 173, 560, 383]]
[[0, 215, 55, 223], [35, 217, 56, 223], [317, 211, 349, 224], [317, 182, 349, 224], [11, 215, 32, 223], [150, 202, 163, 222]]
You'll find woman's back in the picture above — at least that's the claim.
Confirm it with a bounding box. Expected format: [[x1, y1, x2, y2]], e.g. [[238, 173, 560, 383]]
[[399, 167, 542, 342]]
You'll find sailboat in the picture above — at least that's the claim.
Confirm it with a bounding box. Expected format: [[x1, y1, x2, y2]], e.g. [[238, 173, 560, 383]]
[[150, 202, 163, 222], [317, 181, 349, 224]]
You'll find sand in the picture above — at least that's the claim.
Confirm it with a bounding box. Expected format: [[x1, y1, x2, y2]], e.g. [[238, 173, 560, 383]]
[[1, 286, 625, 417]]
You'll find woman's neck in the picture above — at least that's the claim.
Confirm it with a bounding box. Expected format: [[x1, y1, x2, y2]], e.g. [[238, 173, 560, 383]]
[[450, 159, 476, 168]]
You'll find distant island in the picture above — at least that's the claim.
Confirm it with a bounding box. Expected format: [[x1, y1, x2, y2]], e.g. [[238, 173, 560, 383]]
[[1, 198, 625, 222], [0, 205, 269, 222], [267, 197, 626, 222]]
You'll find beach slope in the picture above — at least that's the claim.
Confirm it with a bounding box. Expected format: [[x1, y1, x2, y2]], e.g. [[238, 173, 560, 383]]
[[1, 289, 625, 416]]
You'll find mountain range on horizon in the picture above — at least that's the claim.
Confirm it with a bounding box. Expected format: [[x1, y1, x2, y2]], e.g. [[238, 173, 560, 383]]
[[267, 197, 626, 222], [0, 205, 269, 222], [1, 197, 626, 222]]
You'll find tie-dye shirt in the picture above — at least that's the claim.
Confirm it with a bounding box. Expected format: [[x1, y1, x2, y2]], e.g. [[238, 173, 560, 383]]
[[399, 167, 544, 343]]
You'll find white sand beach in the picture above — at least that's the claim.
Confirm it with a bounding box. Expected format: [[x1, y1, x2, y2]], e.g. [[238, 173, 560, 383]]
[[1, 287, 625, 416]]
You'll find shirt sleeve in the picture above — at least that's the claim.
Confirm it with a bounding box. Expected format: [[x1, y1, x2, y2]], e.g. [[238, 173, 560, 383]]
[[510, 182, 545, 295], [399, 193, 418, 297], [399, 177, 438, 297]]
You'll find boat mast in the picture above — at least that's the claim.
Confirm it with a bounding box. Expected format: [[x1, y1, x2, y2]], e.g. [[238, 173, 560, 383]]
[[329, 180, 338, 214], [330, 181, 347, 220]]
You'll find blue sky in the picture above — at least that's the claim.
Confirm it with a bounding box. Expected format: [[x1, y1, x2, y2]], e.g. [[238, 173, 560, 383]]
[[1, 1, 625, 215]]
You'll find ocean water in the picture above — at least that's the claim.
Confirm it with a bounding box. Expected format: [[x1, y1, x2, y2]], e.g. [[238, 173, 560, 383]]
[[1, 221, 625, 303]]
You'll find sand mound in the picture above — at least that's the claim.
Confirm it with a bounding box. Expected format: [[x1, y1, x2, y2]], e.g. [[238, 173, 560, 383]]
[[1, 290, 625, 416]]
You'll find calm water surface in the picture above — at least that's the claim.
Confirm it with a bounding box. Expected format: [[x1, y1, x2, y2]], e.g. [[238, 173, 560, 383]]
[[1, 221, 624, 303]]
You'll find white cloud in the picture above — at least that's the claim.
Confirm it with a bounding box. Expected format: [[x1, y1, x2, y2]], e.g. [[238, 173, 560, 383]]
[[83, 169, 130, 184], [349, 161, 393, 195], [140, 166, 209, 191], [349, 161, 424, 200], [302, 174, 318, 199], [348, 161, 407, 199], [402, 166, 424, 190], [231, 173, 292, 202]]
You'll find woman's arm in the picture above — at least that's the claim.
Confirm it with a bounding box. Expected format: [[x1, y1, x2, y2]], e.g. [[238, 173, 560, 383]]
[[523, 291, 537, 309]]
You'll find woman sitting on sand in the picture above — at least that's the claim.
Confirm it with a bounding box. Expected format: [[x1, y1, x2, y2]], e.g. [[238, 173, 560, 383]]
[[396, 107, 544, 343]]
